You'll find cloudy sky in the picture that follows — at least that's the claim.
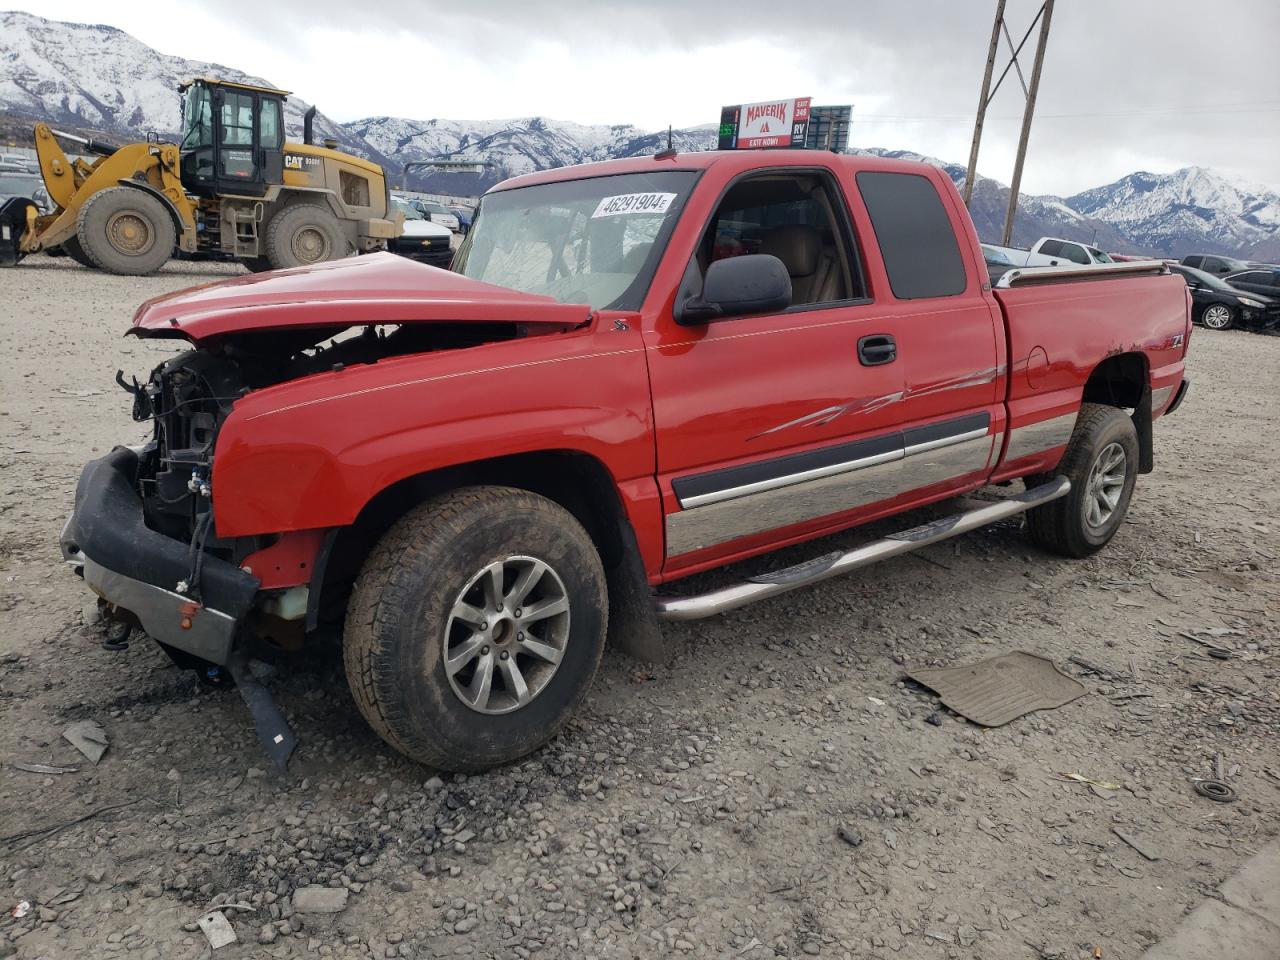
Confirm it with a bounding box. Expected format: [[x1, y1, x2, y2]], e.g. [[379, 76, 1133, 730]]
[[10, 0, 1280, 195]]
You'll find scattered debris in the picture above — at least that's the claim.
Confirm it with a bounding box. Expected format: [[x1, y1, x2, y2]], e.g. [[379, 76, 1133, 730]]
[[62, 720, 108, 764], [1192, 779, 1236, 803], [836, 825, 864, 848], [0, 799, 142, 853], [9, 761, 78, 775], [907, 652, 1086, 727], [292, 886, 350, 914], [10, 900, 31, 919], [1178, 632, 1235, 659], [1067, 655, 1116, 678], [1112, 827, 1161, 861], [194, 908, 238, 950], [1054, 773, 1122, 790]]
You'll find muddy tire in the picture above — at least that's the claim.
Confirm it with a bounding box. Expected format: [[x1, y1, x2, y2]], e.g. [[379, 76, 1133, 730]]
[[243, 256, 274, 273], [264, 202, 346, 269], [60, 236, 98, 269], [1026, 403, 1138, 558], [343, 486, 608, 771], [76, 186, 175, 276]]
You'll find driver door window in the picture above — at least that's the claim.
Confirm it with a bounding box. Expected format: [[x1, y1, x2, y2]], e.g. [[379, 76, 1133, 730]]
[[697, 172, 864, 309]]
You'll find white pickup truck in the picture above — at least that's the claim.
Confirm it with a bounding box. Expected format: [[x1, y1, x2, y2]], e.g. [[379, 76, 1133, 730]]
[[984, 237, 1115, 269]]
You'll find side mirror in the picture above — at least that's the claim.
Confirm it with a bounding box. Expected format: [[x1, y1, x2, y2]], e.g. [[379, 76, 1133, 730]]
[[677, 254, 792, 325]]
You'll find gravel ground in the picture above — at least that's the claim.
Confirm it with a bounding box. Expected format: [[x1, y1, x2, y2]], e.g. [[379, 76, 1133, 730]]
[[2, 256, 1278, 960]]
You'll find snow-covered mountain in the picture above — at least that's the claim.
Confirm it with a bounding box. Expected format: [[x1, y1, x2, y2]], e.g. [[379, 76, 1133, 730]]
[[1067, 167, 1280, 261], [3, 11, 1278, 259], [348, 115, 717, 196], [0, 10, 361, 152]]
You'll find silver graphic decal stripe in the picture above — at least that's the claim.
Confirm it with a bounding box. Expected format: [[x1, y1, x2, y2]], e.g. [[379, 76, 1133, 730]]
[[667, 433, 996, 557]]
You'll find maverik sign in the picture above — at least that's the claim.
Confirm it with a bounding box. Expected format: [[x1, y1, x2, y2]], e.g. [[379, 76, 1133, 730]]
[[718, 97, 812, 150]]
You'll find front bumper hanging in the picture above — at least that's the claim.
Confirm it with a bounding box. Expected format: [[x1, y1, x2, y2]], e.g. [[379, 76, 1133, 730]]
[[59, 446, 259, 665]]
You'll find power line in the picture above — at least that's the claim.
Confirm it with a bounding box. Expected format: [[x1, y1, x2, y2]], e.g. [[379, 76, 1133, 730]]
[[857, 102, 1280, 123]]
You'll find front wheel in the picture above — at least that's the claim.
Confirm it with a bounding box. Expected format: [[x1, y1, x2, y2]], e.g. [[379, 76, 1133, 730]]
[[1026, 403, 1138, 558], [1201, 303, 1235, 330], [76, 186, 175, 276], [343, 486, 608, 771]]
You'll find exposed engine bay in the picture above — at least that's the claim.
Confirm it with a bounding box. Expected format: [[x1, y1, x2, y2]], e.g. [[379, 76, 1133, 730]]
[[120, 321, 526, 549]]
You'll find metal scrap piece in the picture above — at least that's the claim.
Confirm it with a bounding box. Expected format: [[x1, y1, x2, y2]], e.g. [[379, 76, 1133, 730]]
[[195, 909, 237, 949], [62, 721, 108, 764]]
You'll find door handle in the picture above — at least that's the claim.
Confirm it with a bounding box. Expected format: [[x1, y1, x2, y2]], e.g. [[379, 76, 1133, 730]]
[[858, 334, 897, 366]]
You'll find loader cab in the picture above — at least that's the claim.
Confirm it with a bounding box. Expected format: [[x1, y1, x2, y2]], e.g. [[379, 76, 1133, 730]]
[[179, 78, 286, 198]]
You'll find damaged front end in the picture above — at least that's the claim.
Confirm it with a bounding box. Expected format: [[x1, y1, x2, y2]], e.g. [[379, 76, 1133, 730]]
[[60, 254, 593, 771], [60, 349, 309, 770]]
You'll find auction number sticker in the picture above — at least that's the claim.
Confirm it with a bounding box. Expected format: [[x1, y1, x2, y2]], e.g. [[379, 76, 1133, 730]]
[[592, 192, 677, 218]]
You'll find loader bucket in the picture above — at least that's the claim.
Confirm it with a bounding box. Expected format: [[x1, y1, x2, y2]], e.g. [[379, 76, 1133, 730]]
[[0, 197, 35, 267]]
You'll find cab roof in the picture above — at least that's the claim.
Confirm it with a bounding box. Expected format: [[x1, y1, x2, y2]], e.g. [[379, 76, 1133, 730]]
[[488, 149, 946, 193], [180, 77, 291, 98]]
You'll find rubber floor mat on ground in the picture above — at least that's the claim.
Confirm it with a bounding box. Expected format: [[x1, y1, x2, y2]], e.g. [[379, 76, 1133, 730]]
[[906, 651, 1086, 727]]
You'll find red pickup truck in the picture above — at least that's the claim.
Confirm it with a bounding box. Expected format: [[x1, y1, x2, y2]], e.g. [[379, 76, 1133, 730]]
[[61, 149, 1191, 771]]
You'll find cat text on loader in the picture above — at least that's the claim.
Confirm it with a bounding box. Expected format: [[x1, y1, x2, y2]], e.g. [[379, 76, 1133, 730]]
[[0, 78, 400, 275]]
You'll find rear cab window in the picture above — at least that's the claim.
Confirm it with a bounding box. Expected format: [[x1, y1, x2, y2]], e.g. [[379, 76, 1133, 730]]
[[1059, 243, 1090, 265], [855, 171, 967, 299]]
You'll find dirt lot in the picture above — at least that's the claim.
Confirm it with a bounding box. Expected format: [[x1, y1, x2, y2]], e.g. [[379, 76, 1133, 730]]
[[2, 256, 1278, 960]]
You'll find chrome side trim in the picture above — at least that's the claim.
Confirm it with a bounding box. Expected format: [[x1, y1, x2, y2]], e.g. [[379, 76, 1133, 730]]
[[995, 260, 1167, 287], [666, 433, 995, 556], [678, 447, 903, 510], [81, 556, 238, 664], [655, 477, 1072, 620], [1150, 385, 1174, 414], [1003, 412, 1077, 463], [902, 426, 991, 457]]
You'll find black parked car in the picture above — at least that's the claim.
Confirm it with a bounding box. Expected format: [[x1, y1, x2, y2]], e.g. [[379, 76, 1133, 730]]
[[1180, 254, 1249, 275], [1225, 267, 1280, 304], [1168, 264, 1279, 331]]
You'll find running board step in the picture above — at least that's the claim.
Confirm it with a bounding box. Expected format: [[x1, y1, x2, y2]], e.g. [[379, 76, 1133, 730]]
[[653, 477, 1071, 622]]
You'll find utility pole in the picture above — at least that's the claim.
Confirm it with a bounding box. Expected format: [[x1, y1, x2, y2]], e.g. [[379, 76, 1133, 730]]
[[961, 0, 1056, 245], [1003, 0, 1054, 245], [962, 0, 1005, 206]]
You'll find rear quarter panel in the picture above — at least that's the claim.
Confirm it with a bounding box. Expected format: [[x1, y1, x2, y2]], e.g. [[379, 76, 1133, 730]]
[[992, 272, 1190, 479]]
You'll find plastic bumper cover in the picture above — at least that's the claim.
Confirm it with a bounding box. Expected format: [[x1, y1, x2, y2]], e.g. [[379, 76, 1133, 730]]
[[59, 446, 260, 665]]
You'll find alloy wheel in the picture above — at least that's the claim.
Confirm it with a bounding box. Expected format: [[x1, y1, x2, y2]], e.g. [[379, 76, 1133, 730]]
[[1202, 304, 1232, 329], [442, 555, 570, 715], [1084, 441, 1127, 530]]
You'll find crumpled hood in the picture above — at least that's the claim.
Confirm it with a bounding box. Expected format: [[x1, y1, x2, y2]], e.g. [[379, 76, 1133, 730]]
[[130, 252, 590, 343]]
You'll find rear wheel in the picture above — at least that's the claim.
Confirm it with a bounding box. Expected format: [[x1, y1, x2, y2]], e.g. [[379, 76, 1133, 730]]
[[343, 486, 608, 771], [264, 203, 346, 269], [1026, 403, 1138, 558], [60, 236, 98, 269], [1201, 303, 1234, 330], [76, 186, 175, 276], [243, 256, 273, 273]]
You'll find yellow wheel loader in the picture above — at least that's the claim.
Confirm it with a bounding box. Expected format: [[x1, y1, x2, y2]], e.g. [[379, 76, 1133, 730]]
[[0, 78, 400, 275]]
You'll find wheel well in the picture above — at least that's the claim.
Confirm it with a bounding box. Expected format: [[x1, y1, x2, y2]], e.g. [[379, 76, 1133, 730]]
[[1082, 352, 1153, 474], [309, 451, 632, 631], [1082, 352, 1147, 408]]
